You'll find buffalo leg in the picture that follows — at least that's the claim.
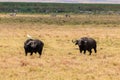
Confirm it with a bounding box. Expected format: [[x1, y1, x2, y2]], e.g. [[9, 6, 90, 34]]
[[38, 51, 41, 58], [25, 51, 27, 56], [38, 47, 43, 58], [79, 46, 82, 53], [89, 49, 92, 55], [30, 52, 33, 56], [38, 49, 42, 58], [80, 49, 82, 53], [94, 48, 97, 53], [83, 50, 86, 54]]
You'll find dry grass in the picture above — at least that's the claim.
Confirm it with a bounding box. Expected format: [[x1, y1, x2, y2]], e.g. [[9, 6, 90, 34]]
[[0, 14, 120, 25], [0, 14, 120, 80]]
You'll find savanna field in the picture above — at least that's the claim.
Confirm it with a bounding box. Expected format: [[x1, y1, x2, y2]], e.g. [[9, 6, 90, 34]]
[[0, 14, 120, 80]]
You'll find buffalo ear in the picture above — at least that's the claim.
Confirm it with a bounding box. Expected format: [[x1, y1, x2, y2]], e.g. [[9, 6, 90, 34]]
[[75, 40, 79, 45]]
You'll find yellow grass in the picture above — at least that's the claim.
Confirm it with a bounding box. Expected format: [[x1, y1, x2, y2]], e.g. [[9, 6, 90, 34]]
[[0, 14, 120, 80]]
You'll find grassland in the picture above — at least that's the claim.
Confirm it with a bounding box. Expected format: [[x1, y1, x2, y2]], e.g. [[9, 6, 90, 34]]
[[0, 14, 120, 80]]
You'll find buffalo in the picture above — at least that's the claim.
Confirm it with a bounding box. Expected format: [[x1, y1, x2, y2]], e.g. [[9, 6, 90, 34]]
[[24, 38, 44, 58], [72, 37, 97, 55]]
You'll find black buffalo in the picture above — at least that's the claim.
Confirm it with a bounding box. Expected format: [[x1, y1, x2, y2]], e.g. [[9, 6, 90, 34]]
[[72, 37, 97, 55], [24, 39, 44, 58]]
